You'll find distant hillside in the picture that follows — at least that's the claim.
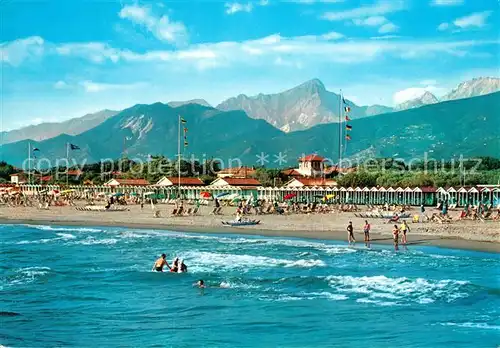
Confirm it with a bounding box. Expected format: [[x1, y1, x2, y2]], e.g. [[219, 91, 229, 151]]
[[217, 79, 393, 132], [1, 109, 118, 144], [167, 99, 211, 108], [2, 92, 498, 167]]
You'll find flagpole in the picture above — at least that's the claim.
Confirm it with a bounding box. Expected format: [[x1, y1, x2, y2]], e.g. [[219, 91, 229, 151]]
[[28, 142, 31, 185], [66, 142, 69, 187], [338, 89, 343, 170], [178, 115, 181, 198]]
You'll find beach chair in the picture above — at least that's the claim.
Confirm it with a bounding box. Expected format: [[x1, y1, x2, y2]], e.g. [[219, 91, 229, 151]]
[[171, 208, 178, 216], [154, 210, 161, 218], [191, 207, 199, 216], [184, 208, 193, 216]]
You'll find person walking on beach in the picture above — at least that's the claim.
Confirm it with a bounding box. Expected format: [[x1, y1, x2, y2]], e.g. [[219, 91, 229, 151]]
[[363, 220, 371, 246], [152, 254, 171, 272], [400, 220, 410, 245], [392, 225, 400, 251], [347, 221, 355, 245]]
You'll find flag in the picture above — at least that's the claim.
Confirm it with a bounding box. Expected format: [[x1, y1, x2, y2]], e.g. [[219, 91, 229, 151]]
[[32, 147, 40, 152], [70, 144, 80, 150], [180, 117, 187, 124], [344, 106, 351, 113], [345, 115, 351, 121], [183, 127, 188, 133], [346, 125, 352, 130], [342, 97, 348, 105], [346, 134, 351, 141], [184, 141, 188, 147]]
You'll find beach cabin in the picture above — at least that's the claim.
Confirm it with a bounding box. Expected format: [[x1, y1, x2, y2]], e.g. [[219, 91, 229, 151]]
[[216, 166, 256, 178], [492, 187, 500, 208], [284, 178, 337, 188], [209, 177, 262, 199], [10, 173, 27, 185], [457, 187, 469, 206], [468, 187, 480, 206], [421, 187, 437, 206], [104, 178, 150, 187], [155, 177, 204, 187]]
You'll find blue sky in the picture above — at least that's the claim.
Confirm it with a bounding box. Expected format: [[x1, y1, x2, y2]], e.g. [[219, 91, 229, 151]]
[[1, 0, 499, 130]]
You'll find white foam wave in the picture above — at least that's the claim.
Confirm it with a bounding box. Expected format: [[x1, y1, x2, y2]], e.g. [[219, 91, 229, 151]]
[[5, 267, 52, 287], [305, 292, 349, 301], [184, 251, 325, 272], [440, 322, 500, 330], [356, 298, 397, 306], [72, 237, 118, 245], [218, 281, 260, 290], [55, 233, 76, 240], [326, 275, 469, 304], [16, 233, 76, 245], [23, 225, 102, 233]]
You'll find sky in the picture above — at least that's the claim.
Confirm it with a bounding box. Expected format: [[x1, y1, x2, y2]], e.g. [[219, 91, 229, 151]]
[[1, 0, 499, 130]]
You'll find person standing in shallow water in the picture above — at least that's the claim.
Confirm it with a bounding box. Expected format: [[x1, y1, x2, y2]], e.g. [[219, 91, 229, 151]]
[[363, 220, 371, 246], [347, 221, 355, 245], [400, 220, 410, 245], [392, 225, 400, 251], [152, 254, 170, 272]]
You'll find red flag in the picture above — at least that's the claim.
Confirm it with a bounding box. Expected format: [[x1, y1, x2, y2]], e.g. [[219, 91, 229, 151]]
[[346, 134, 351, 141], [345, 115, 351, 121]]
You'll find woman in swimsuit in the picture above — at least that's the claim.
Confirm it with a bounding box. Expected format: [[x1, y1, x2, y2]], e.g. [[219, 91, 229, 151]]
[[170, 257, 179, 272]]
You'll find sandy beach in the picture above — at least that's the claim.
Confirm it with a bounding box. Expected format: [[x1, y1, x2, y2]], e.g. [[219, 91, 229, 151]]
[[1, 204, 499, 253]]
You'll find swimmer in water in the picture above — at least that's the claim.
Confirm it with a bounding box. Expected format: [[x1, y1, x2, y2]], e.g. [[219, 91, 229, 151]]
[[179, 259, 187, 273], [196, 280, 205, 288], [152, 254, 170, 272], [171, 257, 179, 272]]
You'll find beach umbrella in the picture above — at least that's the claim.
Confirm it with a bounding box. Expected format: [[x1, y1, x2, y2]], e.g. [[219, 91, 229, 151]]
[[223, 193, 239, 200], [200, 192, 211, 198], [284, 193, 297, 200], [216, 192, 229, 198], [231, 196, 243, 203]]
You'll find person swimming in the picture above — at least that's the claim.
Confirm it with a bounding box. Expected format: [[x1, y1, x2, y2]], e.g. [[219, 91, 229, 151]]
[[179, 259, 187, 273], [152, 254, 170, 272], [196, 280, 205, 288], [170, 257, 180, 272]]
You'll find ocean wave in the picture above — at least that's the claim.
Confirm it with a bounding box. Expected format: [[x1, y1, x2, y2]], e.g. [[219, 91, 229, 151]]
[[15, 233, 76, 245], [3, 267, 52, 287], [356, 298, 398, 306], [184, 251, 325, 272], [219, 281, 261, 290], [22, 224, 102, 233], [326, 275, 470, 304], [71, 237, 118, 245], [439, 322, 500, 330]]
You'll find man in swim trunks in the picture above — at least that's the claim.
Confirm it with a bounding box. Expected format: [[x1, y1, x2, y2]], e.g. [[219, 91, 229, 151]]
[[392, 225, 400, 250], [363, 220, 371, 244], [152, 254, 170, 272], [347, 221, 355, 245]]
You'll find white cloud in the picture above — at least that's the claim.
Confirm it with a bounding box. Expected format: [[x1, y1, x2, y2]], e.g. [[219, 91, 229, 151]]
[[321, 31, 344, 40], [80, 81, 146, 93], [0, 36, 44, 66], [54, 81, 68, 89], [119, 5, 188, 46], [437, 22, 449, 31], [321, 0, 405, 21], [4, 34, 498, 71], [225, 2, 253, 14], [353, 16, 387, 26], [370, 35, 401, 40], [224, 0, 269, 14], [431, 0, 464, 6], [420, 79, 437, 85], [379, 22, 399, 34], [454, 11, 492, 29], [438, 11, 492, 32]]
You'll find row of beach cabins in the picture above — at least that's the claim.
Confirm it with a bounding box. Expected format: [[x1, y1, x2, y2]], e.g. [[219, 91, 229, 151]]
[[14, 183, 500, 208]]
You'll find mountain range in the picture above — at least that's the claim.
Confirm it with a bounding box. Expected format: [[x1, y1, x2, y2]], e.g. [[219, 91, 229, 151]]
[[2, 91, 499, 168], [2, 77, 498, 144], [1, 110, 118, 144]]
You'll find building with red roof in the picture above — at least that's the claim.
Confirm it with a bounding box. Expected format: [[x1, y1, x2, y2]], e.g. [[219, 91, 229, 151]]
[[216, 166, 256, 178], [284, 177, 337, 188], [210, 177, 262, 188], [155, 177, 205, 186], [104, 178, 150, 186]]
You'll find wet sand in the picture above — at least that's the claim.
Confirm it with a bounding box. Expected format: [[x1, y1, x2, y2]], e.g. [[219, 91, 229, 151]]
[[1, 205, 499, 253]]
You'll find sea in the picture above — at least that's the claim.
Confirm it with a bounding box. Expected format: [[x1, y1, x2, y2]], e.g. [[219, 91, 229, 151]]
[[1, 224, 499, 347]]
